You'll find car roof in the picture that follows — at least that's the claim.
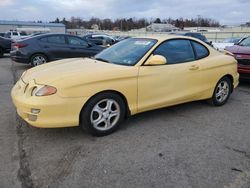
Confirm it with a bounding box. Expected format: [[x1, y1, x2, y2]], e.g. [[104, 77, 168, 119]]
[[131, 35, 207, 43]]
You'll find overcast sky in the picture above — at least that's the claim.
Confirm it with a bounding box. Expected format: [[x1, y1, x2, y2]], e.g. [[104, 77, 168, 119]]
[[0, 0, 249, 25]]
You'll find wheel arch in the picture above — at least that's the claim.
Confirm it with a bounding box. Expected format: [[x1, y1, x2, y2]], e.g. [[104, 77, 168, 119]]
[[222, 74, 234, 93]]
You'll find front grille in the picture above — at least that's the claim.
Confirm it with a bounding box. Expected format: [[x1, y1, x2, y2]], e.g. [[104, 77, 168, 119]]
[[238, 59, 250, 66]]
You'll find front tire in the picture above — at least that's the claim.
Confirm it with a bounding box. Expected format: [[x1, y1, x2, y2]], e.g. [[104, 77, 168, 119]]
[[30, 54, 47, 66], [208, 77, 232, 106], [80, 92, 126, 136]]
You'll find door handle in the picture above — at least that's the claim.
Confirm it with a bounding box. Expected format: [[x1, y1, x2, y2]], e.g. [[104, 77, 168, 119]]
[[70, 47, 76, 50], [44, 46, 49, 48], [189, 65, 199, 70]]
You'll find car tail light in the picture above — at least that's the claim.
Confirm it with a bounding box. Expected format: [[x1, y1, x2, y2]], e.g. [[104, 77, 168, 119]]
[[13, 43, 28, 49]]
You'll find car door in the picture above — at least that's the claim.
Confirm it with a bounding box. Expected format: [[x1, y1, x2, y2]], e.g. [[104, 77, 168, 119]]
[[39, 35, 69, 60], [67, 36, 98, 57], [138, 39, 202, 113]]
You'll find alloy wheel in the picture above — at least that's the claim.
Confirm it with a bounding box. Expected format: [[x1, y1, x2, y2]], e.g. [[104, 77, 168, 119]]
[[32, 55, 46, 66], [215, 80, 230, 103], [90, 99, 120, 131]]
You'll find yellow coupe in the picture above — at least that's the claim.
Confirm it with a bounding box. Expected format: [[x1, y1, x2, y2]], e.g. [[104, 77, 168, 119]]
[[11, 36, 239, 136]]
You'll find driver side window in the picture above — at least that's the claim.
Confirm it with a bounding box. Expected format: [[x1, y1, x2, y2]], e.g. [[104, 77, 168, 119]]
[[154, 39, 195, 64]]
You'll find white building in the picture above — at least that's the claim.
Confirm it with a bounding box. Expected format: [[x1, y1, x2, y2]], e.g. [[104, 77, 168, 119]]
[[146, 23, 179, 32], [0, 20, 65, 33]]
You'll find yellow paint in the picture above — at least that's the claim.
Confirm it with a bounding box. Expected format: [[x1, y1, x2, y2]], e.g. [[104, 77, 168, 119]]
[[11, 36, 239, 128]]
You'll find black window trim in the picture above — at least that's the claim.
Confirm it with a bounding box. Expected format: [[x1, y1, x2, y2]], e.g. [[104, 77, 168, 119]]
[[142, 38, 210, 66]]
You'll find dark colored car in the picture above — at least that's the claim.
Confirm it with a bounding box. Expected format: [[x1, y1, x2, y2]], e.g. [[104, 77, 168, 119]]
[[225, 37, 250, 80], [171, 32, 212, 46], [10, 33, 105, 66], [81, 34, 116, 46], [0, 36, 12, 57]]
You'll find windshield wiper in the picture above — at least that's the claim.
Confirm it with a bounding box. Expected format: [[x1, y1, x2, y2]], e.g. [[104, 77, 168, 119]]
[[95, 57, 112, 64]]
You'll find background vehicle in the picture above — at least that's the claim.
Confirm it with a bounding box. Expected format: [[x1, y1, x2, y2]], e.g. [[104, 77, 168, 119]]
[[12, 36, 239, 136], [171, 32, 212, 46], [0, 36, 11, 57], [4, 30, 28, 40], [225, 36, 250, 80], [81, 34, 116, 46], [10, 33, 105, 66], [0, 32, 5, 37], [213, 37, 245, 50]]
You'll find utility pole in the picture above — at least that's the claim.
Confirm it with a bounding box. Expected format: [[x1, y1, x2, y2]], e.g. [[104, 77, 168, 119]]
[[197, 15, 201, 32]]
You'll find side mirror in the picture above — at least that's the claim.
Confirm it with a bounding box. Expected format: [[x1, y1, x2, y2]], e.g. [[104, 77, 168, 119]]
[[144, 55, 167, 66]]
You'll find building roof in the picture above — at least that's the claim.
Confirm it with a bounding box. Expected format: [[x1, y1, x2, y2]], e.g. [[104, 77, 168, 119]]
[[0, 20, 65, 28]]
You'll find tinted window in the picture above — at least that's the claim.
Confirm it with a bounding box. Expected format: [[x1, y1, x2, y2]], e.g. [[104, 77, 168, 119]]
[[40, 37, 48, 42], [47, 36, 66, 44], [191, 41, 209, 59], [68, 36, 87, 46], [93, 36, 104, 39], [240, 37, 250, 46], [12, 32, 18, 36], [154, 39, 195, 64]]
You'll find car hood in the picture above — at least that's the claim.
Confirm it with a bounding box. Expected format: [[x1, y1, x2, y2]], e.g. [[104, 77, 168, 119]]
[[225, 45, 240, 54], [22, 58, 137, 86]]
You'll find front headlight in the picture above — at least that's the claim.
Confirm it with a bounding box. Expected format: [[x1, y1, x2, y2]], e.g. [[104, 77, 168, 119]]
[[35, 85, 57, 96]]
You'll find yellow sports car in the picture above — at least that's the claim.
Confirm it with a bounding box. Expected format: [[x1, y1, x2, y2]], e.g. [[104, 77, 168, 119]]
[[11, 36, 239, 136]]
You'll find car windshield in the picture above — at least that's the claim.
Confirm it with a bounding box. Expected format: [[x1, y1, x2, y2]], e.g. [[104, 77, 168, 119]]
[[94, 38, 157, 66], [239, 37, 250, 46]]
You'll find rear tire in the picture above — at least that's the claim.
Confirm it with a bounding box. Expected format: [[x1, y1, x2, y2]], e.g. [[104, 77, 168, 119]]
[[30, 54, 47, 66], [0, 48, 3, 58], [80, 92, 126, 136], [208, 77, 232, 106]]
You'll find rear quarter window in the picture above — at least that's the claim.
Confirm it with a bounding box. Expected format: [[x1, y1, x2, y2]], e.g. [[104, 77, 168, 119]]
[[191, 41, 209, 59], [47, 36, 66, 44]]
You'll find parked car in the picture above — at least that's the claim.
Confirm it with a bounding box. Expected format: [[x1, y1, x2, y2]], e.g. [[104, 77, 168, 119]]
[[213, 37, 245, 50], [4, 30, 28, 40], [171, 32, 212, 46], [10, 33, 105, 66], [115, 36, 131, 42], [11, 36, 239, 136], [81, 34, 116, 46], [0, 36, 11, 57], [0, 32, 5, 37], [225, 36, 250, 80]]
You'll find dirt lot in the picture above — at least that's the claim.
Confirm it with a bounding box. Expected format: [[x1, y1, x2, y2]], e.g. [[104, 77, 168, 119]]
[[0, 55, 249, 188]]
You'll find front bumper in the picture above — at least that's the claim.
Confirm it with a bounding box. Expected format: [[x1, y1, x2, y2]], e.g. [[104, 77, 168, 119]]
[[11, 79, 89, 128], [238, 64, 250, 80]]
